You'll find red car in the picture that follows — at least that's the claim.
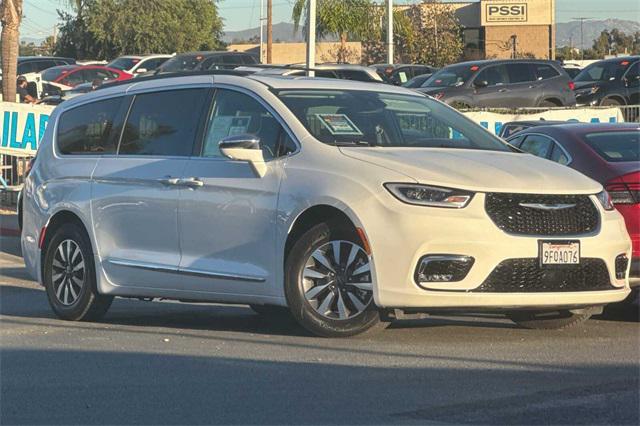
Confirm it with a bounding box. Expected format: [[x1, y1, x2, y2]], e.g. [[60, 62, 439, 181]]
[[506, 123, 640, 286], [41, 65, 132, 90]]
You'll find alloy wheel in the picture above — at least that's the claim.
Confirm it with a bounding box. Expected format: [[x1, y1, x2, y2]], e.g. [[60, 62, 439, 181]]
[[302, 240, 373, 320], [51, 239, 85, 306]]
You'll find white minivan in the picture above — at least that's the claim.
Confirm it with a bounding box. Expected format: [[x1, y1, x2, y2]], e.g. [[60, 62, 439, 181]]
[[21, 72, 631, 337]]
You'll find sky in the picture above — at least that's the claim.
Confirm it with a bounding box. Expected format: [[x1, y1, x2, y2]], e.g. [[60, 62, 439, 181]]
[[20, 0, 640, 40]]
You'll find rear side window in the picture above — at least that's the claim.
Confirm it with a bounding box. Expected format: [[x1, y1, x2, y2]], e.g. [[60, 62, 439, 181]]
[[507, 63, 536, 83], [584, 131, 639, 162], [57, 97, 123, 155], [534, 64, 560, 80], [119, 89, 208, 156]]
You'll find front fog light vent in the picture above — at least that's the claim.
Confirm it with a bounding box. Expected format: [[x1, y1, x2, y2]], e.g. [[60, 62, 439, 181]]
[[415, 255, 474, 285], [615, 254, 629, 280]]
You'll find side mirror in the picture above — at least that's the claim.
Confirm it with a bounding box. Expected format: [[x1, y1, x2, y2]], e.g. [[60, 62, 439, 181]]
[[135, 68, 147, 74], [219, 134, 266, 177], [474, 80, 489, 88]]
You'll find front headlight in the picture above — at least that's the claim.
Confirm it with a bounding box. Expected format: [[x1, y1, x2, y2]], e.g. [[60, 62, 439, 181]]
[[596, 190, 614, 211], [384, 183, 474, 208]]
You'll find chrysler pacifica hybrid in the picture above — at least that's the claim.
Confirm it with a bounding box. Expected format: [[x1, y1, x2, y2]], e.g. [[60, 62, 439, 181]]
[[21, 73, 631, 336]]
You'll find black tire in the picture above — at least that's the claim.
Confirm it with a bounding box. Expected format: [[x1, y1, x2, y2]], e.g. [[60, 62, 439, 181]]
[[538, 99, 559, 107], [43, 223, 113, 321], [284, 223, 381, 338], [601, 97, 623, 106], [507, 308, 597, 330]]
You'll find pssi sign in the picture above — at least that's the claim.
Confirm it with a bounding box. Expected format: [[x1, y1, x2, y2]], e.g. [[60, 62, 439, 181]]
[[486, 3, 528, 22]]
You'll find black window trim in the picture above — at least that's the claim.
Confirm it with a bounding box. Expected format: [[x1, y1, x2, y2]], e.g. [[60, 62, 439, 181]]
[[114, 85, 212, 158], [191, 83, 301, 162], [510, 132, 573, 165], [622, 60, 640, 81]]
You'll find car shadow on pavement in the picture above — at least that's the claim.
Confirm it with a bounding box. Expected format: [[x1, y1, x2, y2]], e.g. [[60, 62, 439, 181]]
[[1, 348, 638, 425]]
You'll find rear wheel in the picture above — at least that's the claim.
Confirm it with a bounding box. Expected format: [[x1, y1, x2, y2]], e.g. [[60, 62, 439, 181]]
[[43, 223, 113, 321], [507, 308, 598, 330], [601, 97, 622, 106], [285, 223, 381, 337], [538, 99, 559, 107]]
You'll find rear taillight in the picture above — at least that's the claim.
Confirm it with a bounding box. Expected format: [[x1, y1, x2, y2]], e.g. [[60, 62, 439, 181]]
[[606, 171, 640, 205], [568, 81, 575, 90]]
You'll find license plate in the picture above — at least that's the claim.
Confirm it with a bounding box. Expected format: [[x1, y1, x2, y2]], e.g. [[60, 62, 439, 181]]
[[539, 241, 580, 266]]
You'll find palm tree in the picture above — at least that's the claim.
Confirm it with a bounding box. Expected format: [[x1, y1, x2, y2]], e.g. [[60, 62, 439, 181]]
[[1, 0, 23, 102], [292, 0, 374, 63]]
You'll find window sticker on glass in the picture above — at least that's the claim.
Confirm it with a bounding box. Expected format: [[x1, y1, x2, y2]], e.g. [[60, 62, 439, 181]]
[[398, 72, 408, 83], [228, 116, 252, 136], [316, 113, 363, 136]]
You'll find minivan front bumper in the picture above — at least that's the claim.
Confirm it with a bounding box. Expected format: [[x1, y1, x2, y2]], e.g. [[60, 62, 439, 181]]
[[364, 193, 632, 308]]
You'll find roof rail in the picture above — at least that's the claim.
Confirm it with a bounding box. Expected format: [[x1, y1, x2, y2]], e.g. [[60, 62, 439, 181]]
[[97, 69, 252, 91]]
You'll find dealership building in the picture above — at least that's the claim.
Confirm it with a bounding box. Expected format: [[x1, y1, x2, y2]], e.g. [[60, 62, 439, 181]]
[[437, 0, 556, 60]]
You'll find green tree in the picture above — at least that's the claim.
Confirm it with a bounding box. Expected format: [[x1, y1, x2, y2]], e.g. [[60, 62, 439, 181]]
[[55, 0, 224, 60], [292, 0, 376, 63]]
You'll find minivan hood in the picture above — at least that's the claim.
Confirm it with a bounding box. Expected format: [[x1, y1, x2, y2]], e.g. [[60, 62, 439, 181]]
[[339, 147, 602, 194]]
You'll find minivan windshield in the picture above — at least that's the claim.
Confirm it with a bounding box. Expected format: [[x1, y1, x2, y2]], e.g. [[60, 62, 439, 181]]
[[422, 64, 477, 88], [276, 89, 511, 151], [574, 60, 631, 82]]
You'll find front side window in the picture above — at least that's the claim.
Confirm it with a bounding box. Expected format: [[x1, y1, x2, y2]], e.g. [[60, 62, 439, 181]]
[[583, 131, 639, 162], [520, 134, 553, 158], [61, 70, 85, 87], [574, 61, 629, 82], [202, 89, 284, 159], [57, 97, 123, 155], [276, 89, 511, 152], [119, 89, 208, 156], [476, 65, 509, 86]]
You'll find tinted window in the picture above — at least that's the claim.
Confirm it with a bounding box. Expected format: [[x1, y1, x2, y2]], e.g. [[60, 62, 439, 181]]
[[520, 134, 553, 158], [17, 62, 34, 74], [140, 57, 168, 71], [85, 68, 118, 81], [277, 89, 511, 152], [119, 89, 208, 156], [33, 60, 56, 72], [584, 131, 639, 162], [241, 55, 258, 65], [57, 97, 123, 155], [476, 65, 509, 86], [624, 62, 639, 87], [506, 135, 525, 147], [502, 124, 530, 138], [507, 63, 536, 83], [534, 64, 560, 80], [203, 89, 283, 159], [550, 143, 570, 165], [160, 55, 204, 72], [61, 70, 85, 86], [107, 57, 139, 71]]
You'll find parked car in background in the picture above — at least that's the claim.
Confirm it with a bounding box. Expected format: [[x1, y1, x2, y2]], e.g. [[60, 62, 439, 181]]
[[41, 65, 132, 93], [21, 73, 631, 337], [107, 54, 172, 76], [498, 119, 566, 138], [255, 64, 384, 82], [563, 66, 581, 79], [402, 73, 434, 89], [417, 59, 577, 108], [573, 56, 640, 106], [147, 51, 257, 76], [506, 123, 640, 287], [15, 56, 76, 75], [371, 64, 436, 85]]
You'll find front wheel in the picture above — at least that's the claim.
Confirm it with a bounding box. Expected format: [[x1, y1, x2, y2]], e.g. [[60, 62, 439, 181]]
[[284, 223, 381, 337], [43, 223, 113, 321], [507, 308, 598, 330]]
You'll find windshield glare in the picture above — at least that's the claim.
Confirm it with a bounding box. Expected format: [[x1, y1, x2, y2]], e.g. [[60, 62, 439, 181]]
[[276, 89, 510, 152], [160, 55, 203, 72], [574, 61, 629, 82], [423, 64, 476, 88]]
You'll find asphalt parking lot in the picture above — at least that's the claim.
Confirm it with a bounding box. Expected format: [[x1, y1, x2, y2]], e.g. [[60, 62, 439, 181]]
[[1, 233, 639, 425]]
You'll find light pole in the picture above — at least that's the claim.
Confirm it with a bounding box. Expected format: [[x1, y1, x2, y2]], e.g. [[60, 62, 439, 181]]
[[387, 0, 393, 64], [306, 0, 316, 76], [572, 17, 593, 60]]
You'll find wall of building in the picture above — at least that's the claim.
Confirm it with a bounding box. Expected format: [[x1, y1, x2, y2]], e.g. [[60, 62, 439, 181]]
[[484, 25, 553, 59], [227, 42, 363, 65]]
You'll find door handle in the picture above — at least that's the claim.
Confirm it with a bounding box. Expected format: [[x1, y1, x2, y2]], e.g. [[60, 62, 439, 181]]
[[528, 85, 538, 89], [179, 177, 204, 188], [498, 88, 509, 92], [157, 176, 180, 186]]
